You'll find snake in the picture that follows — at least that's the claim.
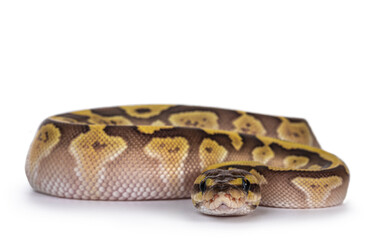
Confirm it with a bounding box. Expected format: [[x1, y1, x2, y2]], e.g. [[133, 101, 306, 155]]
[[25, 104, 349, 216]]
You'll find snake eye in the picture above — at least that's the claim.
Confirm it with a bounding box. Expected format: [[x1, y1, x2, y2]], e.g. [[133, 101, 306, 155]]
[[242, 178, 250, 192], [199, 180, 207, 193]]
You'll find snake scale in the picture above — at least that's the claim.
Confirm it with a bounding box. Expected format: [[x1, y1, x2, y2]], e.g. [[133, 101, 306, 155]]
[[26, 105, 349, 215]]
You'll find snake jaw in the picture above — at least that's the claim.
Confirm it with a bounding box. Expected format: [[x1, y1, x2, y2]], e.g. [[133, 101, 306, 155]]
[[197, 190, 257, 216], [204, 192, 245, 209]]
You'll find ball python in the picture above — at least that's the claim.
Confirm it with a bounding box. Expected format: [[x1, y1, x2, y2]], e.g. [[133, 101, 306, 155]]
[[25, 105, 349, 216]]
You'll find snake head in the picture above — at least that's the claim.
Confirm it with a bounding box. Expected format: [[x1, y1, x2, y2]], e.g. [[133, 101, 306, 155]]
[[191, 168, 261, 216]]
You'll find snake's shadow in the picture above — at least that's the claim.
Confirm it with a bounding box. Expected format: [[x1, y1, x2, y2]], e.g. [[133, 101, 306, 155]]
[[26, 190, 350, 223]]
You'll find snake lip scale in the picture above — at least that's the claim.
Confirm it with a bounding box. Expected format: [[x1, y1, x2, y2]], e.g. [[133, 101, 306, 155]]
[[25, 104, 349, 216]]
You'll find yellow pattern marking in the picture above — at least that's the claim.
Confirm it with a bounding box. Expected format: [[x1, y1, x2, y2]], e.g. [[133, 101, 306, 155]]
[[69, 125, 127, 195], [308, 164, 323, 170], [257, 135, 348, 173], [247, 191, 260, 205], [244, 174, 257, 184], [169, 111, 219, 129], [283, 156, 309, 169], [194, 174, 206, 184], [252, 145, 275, 164], [71, 109, 93, 116], [151, 120, 166, 126], [291, 176, 343, 208], [137, 125, 173, 134], [121, 105, 173, 118], [228, 178, 243, 186], [277, 117, 313, 146], [89, 115, 132, 125], [144, 137, 189, 185], [249, 169, 268, 185], [199, 138, 228, 170], [26, 123, 61, 182], [49, 116, 80, 123], [88, 114, 133, 126], [205, 178, 215, 187], [70, 110, 133, 125], [205, 129, 243, 150], [232, 114, 266, 136]]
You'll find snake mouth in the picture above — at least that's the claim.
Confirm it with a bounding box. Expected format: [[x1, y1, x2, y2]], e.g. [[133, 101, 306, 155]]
[[204, 192, 246, 209], [199, 191, 253, 216]]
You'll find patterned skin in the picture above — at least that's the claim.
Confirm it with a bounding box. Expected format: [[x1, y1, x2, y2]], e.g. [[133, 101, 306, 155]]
[[25, 105, 349, 215]]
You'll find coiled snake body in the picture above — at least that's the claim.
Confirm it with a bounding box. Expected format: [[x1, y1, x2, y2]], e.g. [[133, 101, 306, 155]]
[[26, 105, 349, 215]]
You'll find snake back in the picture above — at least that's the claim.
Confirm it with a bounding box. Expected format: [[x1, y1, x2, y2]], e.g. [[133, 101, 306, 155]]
[[25, 105, 349, 208]]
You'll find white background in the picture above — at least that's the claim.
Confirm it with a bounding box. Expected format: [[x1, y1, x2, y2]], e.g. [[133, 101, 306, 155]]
[[1, 1, 384, 239]]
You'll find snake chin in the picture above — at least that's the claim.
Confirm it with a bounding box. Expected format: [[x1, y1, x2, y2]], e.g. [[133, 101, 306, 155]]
[[198, 192, 256, 216]]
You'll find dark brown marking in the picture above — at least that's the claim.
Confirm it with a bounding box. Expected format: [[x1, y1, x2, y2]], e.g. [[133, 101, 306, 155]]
[[205, 147, 213, 153], [135, 108, 151, 114], [241, 128, 249, 133], [168, 147, 180, 153], [92, 141, 107, 151], [185, 120, 199, 127], [38, 132, 49, 143]]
